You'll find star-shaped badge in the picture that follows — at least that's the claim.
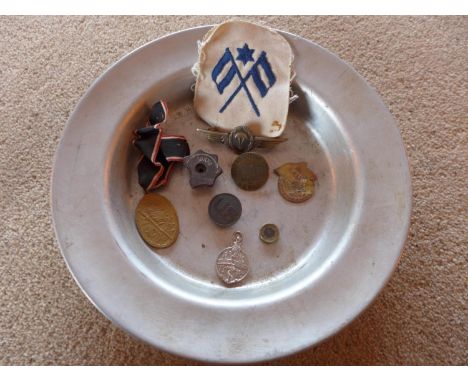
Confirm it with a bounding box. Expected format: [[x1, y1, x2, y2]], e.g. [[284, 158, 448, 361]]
[[236, 43, 255, 65]]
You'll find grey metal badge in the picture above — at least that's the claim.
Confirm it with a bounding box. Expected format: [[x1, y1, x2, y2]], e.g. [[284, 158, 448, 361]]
[[183, 149, 223, 188], [216, 232, 249, 286], [196, 125, 287, 153]]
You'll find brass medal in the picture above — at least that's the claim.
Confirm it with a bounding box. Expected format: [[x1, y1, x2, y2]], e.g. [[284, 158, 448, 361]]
[[135, 193, 179, 248], [231, 152, 269, 191], [274, 162, 316, 203]]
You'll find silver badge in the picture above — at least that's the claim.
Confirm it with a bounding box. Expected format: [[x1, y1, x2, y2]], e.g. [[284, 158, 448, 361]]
[[216, 232, 249, 286], [197, 125, 287, 153]]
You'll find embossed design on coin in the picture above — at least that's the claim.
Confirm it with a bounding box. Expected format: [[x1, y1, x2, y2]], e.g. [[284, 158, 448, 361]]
[[274, 162, 317, 203], [216, 232, 249, 286], [259, 223, 279, 244], [231, 152, 269, 191], [135, 193, 179, 248], [208, 193, 242, 227]]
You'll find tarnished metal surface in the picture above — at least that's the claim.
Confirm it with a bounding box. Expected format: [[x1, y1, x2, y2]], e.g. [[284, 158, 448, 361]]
[[259, 223, 279, 244], [135, 193, 179, 248], [231, 152, 269, 191], [51, 26, 412, 363], [274, 162, 317, 203], [197, 125, 288, 153], [183, 149, 222, 188], [208, 193, 242, 228], [216, 232, 249, 286]]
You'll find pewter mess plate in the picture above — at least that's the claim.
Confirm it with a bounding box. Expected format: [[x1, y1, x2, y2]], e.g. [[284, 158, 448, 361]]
[[51, 26, 411, 363]]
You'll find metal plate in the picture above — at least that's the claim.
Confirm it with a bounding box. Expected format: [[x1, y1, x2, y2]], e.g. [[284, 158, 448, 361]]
[[51, 26, 411, 363]]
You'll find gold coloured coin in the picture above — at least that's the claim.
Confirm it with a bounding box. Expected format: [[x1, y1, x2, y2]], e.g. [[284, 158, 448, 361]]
[[259, 224, 279, 244], [231, 152, 269, 191], [274, 162, 317, 203], [135, 193, 179, 248]]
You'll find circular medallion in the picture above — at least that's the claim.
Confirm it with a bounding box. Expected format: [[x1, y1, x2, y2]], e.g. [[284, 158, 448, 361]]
[[135, 193, 179, 248], [259, 224, 279, 244], [208, 193, 242, 227], [231, 152, 269, 191], [274, 162, 316, 203], [216, 232, 249, 285]]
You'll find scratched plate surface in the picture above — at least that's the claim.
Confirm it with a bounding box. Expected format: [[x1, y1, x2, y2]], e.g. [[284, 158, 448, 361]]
[[51, 26, 411, 363]]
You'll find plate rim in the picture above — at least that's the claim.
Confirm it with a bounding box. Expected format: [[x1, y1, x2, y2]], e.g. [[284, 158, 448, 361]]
[[51, 24, 412, 363]]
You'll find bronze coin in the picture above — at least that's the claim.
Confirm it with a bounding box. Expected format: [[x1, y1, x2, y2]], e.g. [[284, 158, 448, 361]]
[[259, 224, 279, 244], [135, 193, 179, 248], [231, 152, 269, 191], [274, 162, 316, 203], [208, 193, 242, 227]]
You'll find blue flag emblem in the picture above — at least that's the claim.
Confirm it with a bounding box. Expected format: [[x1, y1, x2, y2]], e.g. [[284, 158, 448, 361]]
[[211, 43, 276, 117]]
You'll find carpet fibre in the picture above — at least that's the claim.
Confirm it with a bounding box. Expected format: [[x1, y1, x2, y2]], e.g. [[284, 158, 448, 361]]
[[0, 16, 466, 365]]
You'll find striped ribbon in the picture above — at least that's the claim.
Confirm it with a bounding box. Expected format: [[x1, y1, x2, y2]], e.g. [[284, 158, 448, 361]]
[[133, 101, 190, 191]]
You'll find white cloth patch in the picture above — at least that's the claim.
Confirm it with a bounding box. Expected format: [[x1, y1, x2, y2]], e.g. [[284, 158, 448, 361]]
[[193, 20, 293, 138]]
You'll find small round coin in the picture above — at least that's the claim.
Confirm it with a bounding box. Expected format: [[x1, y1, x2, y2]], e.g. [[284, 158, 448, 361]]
[[231, 152, 269, 191], [259, 223, 279, 244], [135, 193, 179, 248], [208, 193, 242, 227]]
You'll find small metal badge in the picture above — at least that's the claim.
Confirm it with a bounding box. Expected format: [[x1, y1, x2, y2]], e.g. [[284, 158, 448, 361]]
[[183, 149, 222, 188], [274, 162, 317, 203], [259, 224, 279, 244], [216, 232, 249, 286], [196, 125, 287, 153]]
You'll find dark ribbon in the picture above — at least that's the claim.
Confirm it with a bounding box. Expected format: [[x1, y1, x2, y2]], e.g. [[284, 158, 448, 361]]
[[133, 101, 190, 191]]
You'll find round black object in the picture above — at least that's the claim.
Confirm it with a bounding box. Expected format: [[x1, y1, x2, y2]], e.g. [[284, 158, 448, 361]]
[[208, 193, 242, 227]]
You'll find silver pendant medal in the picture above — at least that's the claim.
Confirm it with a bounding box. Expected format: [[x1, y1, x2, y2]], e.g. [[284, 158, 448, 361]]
[[216, 232, 249, 286]]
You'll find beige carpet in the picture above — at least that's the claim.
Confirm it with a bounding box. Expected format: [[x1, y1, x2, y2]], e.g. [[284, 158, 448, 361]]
[[0, 16, 466, 365]]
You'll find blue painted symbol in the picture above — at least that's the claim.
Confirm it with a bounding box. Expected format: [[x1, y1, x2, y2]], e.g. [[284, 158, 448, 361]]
[[211, 44, 276, 117], [236, 43, 255, 65]]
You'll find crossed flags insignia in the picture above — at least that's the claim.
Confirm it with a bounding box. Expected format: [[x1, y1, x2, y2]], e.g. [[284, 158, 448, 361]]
[[211, 43, 277, 117]]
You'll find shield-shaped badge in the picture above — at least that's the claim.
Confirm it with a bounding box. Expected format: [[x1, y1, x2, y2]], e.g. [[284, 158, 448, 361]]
[[193, 20, 293, 138]]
